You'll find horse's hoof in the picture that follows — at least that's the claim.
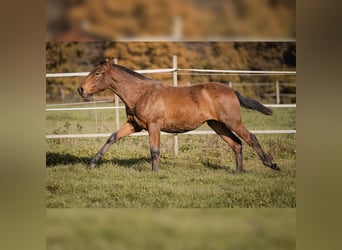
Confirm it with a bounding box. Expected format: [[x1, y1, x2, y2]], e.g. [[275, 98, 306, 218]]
[[270, 163, 280, 171], [87, 161, 96, 169]]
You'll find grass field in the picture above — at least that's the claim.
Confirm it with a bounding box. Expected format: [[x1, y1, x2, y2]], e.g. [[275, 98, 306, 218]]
[[46, 105, 296, 208], [46, 209, 296, 250]]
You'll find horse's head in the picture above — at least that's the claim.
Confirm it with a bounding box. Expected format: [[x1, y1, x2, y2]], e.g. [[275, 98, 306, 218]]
[[77, 59, 113, 98]]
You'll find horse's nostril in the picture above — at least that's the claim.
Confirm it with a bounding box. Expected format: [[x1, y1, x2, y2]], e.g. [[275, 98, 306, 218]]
[[77, 87, 83, 96]]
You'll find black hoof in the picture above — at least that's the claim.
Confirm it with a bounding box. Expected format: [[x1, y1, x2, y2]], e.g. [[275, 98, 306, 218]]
[[270, 163, 280, 171]]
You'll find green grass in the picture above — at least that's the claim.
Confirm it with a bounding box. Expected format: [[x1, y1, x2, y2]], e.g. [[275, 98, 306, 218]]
[[46, 134, 295, 208], [46, 106, 296, 208], [46, 208, 296, 250]]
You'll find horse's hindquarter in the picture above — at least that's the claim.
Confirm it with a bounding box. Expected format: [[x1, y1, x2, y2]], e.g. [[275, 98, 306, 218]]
[[135, 83, 236, 133]]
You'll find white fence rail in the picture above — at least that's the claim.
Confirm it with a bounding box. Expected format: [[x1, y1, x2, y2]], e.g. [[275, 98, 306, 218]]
[[46, 68, 296, 78], [46, 104, 296, 112], [46, 68, 176, 78], [46, 130, 296, 139]]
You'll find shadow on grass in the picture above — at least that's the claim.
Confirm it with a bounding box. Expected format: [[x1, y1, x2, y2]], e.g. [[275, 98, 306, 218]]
[[46, 152, 90, 167], [201, 159, 235, 173], [46, 152, 150, 169], [46, 152, 236, 172]]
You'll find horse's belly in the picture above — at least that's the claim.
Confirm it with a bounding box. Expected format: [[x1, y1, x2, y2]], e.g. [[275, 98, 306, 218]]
[[161, 125, 201, 134], [160, 115, 207, 133]]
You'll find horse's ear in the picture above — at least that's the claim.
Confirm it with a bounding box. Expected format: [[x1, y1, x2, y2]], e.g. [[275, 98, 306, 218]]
[[103, 58, 114, 67], [104, 57, 115, 65]]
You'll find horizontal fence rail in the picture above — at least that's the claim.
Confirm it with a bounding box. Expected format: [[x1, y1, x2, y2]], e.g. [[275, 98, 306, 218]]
[[46, 104, 296, 111], [46, 68, 176, 78], [46, 130, 296, 139], [46, 68, 296, 78], [179, 69, 296, 75], [46, 106, 125, 111], [46, 100, 114, 106]]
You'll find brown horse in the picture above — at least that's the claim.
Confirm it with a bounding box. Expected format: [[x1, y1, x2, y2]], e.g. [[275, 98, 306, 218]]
[[77, 59, 280, 172]]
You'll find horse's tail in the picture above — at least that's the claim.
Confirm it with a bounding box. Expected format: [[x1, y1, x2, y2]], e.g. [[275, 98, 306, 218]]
[[234, 91, 273, 115]]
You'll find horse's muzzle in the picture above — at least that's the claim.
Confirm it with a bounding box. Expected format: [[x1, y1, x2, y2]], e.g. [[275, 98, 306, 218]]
[[77, 87, 84, 97]]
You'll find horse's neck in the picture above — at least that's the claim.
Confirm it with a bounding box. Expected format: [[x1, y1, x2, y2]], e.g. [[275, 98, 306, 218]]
[[109, 71, 154, 108]]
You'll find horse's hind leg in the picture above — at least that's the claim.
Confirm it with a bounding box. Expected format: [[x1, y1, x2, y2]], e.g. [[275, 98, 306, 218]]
[[230, 122, 280, 171], [207, 120, 244, 172], [88, 121, 141, 169], [147, 123, 161, 172]]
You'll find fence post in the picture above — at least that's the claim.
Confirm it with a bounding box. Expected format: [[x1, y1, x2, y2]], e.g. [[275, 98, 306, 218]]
[[93, 94, 98, 132], [276, 81, 280, 104], [114, 58, 120, 130], [173, 55, 179, 156]]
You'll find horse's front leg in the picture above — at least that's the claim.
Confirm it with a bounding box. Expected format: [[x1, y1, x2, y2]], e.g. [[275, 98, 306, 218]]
[[147, 123, 161, 172], [88, 121, 141, 169]]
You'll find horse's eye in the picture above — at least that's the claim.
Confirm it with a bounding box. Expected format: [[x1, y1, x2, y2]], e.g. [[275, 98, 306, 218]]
[[95, 72, 101, 76]]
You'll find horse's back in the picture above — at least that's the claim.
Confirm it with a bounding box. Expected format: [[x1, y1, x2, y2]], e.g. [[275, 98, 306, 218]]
[[143, 82, 238, 118], [164, 82, 235, 100]]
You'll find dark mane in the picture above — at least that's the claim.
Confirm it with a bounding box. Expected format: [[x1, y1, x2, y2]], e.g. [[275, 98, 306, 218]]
[[95, 60, 153, 80], [97, 60, 108, 66], [96, 60, 151, 80], [113, 64, 151, 80]]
